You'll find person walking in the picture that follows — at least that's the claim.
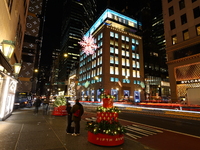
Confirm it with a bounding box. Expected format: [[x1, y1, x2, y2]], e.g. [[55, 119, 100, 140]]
[[66, 103, 73, 134], [71, 99, 84, 136], [34, 96, 42, 114]]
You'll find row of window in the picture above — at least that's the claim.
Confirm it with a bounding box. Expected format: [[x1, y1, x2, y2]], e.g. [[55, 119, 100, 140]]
[[172, 24, 200, 44], [110, 32, 139, 44], [110, 66, 140, 78], [170, 6, 200, 30], [79, 66, 141, 81], [110, 77, 141, 84]]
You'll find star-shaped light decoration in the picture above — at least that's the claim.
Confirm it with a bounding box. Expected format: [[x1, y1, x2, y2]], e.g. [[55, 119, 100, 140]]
[[78, 35, 98, 55]]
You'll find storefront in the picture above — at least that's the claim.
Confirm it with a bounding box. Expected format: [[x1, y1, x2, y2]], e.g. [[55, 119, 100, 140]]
[[0, 72, 18, 120]]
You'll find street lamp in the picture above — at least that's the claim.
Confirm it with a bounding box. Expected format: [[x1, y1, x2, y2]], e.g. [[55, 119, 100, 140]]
[[13, 63, 21, 77], [0, 40, 15, 59], [63, 53, 68, 58], [34, 68, 39, 73]]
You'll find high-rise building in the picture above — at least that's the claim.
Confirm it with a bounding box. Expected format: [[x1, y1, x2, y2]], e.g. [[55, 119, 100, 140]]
[[0, 0, 29, 120], [17, 0, 47, 98], [162, 0, 200, 102], [76, 8, 144, 102], [58, 0, 97, 94]]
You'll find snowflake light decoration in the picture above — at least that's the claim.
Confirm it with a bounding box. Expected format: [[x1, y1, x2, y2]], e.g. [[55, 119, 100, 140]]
[[78, 35, 98, 55]]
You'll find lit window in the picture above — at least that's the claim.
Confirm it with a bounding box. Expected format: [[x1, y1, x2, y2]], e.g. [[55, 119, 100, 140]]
[[133, 70, 136, 77], [126, 59, 130, 66], [115, 57, 119, 64], [132, 45, 135, 51], [122, 50, 126, 56], [97, 58, 99, 65], [115, 67, 119, 75], [136, 54, 139, 59], [115, 78, 119, 82], [172, 35, 177, 44], [115, 41, 118, 46], [110, 32, 114, 37], [122, 58, 126, 66], [196, 24, 200, 35], [100, 56, 102, 64], [136, 61, 140, 68], [132, 60, 136, 68], [110, 66, 114, 74], [126, 37, 129, 42], [122, 35, 125, 41], [132, 39, 135, 43], [132, 53, 136, 58], [115, 33, 118, 38], [99, 48, 102, 54], [115, 48, 119, 54], [110, 56, 114, 64], [127, 69, 130, 76], [122, 68, 126, 76], [128, 21, 134, 27], [126, 51, 129, 57], [136, 40, 139, 45], [100, 67, 102, 74], [110, 77, 115, 82], [122, 44, 125, 48], [110, 40, 114, 45], [137, 71, 140, 78], [110, 47, 114, 53]]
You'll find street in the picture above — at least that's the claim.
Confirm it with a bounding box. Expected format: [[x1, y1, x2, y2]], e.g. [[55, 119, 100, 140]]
[[84, 105, 200, 150]]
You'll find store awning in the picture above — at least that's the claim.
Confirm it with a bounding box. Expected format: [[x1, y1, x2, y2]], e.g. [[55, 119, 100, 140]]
[[0, 51, 12, 72]]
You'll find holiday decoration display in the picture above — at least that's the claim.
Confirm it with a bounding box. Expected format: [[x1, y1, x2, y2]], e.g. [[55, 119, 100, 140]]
[[78, 35, 98, 55], [52, 96, 67, 116], [86, 90, 125, 146]]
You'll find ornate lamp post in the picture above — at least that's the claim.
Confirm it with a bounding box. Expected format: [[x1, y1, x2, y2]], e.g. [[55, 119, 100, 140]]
[[13, 63, 21, 78], [1, 40, 15, 60]]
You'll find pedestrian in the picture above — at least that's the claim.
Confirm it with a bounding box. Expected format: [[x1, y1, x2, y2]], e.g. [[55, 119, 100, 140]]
[[66, 103, 73, 134], [34, 96, 42, 114], [71, 99, 84, 136]]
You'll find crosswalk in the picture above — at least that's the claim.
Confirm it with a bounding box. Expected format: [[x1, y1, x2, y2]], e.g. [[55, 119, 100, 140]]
[[125, 124, 163, 139], [84, 117, 163, 140]]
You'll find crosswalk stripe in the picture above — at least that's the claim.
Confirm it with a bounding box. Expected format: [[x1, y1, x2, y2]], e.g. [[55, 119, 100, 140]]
[[125, 127, 149, 136], [127, 125, 156, 135], [132, 124, 163, 133], [125, 133, 141, 139]]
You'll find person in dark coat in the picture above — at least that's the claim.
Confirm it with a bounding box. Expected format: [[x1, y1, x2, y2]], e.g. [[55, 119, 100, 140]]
[[66, 103, 73, 134], [71, 99, 84, 136], [34, 96, 42, 114]]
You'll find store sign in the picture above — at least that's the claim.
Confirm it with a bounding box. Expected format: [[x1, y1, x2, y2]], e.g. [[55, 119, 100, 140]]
[[177, 79, 200, 84]]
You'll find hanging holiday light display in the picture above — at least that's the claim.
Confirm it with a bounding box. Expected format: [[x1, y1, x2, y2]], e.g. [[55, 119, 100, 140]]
[[78, 35, 97, 55]]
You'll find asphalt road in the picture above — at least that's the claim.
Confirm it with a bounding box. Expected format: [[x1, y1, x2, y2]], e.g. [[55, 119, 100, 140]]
[[118, 110, 200, 137]]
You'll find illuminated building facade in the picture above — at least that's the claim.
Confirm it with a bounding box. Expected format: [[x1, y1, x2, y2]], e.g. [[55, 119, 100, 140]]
[[162, 0, 200, 102], [0, 0, 29, 120], [16, 0, 46, 99], [78, 9, 144, 102]]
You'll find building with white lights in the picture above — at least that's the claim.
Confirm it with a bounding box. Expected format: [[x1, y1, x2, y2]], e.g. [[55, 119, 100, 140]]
[[77, 8, 144, 102], [162, 0, 200, 102]]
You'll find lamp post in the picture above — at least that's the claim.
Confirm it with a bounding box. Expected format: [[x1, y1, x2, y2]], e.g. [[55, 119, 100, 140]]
[[13, 63, 21, 78], [1, 40, 15, 60]]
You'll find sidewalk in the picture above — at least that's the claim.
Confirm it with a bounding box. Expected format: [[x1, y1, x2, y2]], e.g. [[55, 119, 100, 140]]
[[0, 107, 153, 150]]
